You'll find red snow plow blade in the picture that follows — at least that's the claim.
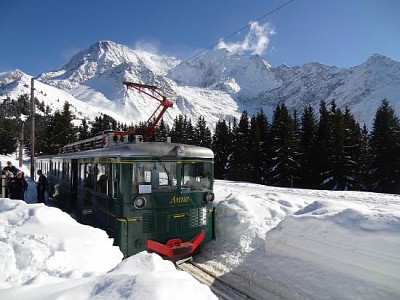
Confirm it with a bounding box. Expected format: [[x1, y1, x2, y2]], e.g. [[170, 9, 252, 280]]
[[146, 230, 205, 258]]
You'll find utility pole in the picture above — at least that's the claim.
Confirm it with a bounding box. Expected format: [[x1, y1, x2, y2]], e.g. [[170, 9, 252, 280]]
[[19, 121, 24, 167], [30, 78, 35, 179]]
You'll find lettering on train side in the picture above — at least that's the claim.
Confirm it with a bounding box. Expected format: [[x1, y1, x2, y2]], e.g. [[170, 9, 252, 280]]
[[170, 195, 190, 204]]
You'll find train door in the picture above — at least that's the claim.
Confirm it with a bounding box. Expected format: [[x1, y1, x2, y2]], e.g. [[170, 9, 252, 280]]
[[107, 160, 119, 235], [70, 159, 78, 211]]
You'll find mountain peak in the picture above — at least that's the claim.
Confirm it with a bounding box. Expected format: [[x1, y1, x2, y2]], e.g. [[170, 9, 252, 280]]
[[11, 40, 398, 131], [168, 48, 276, 96], [362, 53, 395, 67]]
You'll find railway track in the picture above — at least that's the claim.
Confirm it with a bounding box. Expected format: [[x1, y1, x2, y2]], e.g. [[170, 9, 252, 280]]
[[177, 260, 252, 299], [177, 260, 306, 300]]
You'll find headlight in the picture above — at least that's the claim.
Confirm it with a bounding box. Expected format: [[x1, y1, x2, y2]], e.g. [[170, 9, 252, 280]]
[[134, 196, 147, 209], [205, 192, 215, 202]]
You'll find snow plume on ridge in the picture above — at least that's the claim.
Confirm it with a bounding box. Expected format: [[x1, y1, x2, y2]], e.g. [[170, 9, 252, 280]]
[[133, 39, 161, 55], [217, 22, 276, 55]]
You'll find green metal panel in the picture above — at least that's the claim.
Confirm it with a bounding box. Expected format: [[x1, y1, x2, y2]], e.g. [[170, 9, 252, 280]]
[[114, 218, 128, 257]]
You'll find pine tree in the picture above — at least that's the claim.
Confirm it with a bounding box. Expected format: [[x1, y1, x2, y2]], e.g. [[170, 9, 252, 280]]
[[170, 115, 195, 144], [359, 124, 370, 190], [250, 109, 270, 184], [212, 119, 232, 179], [315, 100, 333, 189], [225, 112, 252, 181], [298, 105, 318, 188], [320, 101, 363, 190], [77, 119, 90, 141], [45, 102, 76, 154], [184, 116, 195, 144], [341, 107, 364, 190], [0, 118, 18, 155], [32, 114, 52, 155], [267, 104, 299, 187], [291, 110, 302, 186], [322, 101, 346, 190], [90, 114, 117, 136], [170, 115, 185, 143], [252, 109, 271, 184], [369, 99, 400, 193], [194, 116, 212, 148], [155, 119, 170, 141]]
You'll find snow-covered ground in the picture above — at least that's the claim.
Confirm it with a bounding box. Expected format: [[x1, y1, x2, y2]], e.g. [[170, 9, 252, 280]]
[[1, 156, 400, 299]]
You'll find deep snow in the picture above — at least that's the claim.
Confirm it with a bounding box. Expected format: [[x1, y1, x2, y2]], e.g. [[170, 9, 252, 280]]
[[1, 156, 400, 299]]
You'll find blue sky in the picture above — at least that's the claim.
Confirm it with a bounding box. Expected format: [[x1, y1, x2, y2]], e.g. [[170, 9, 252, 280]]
[[1, 0, 399, 76]]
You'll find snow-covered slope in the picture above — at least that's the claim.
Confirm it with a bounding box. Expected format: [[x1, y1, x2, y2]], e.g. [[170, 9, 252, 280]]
[[1, 40, 399, 128], [0, 69, 121, 122], [168, 48, 279, 99], [170, 50, 400, 127], [34, 41, 241, 126]]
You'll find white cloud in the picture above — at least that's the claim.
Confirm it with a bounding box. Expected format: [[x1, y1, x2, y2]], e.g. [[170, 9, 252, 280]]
[[133, 39, 161, 54], [217, 22, 276, 55]]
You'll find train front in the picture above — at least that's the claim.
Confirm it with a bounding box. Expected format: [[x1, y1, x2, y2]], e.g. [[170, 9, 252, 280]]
[[115, 143, 215, 260]]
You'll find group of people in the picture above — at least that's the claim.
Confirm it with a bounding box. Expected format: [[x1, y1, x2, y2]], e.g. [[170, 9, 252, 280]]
[[1, 161, 47, 203]]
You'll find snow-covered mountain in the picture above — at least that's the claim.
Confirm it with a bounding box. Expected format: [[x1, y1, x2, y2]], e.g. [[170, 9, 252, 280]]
[[1, 40, 399, 129], [0, 69, 122, 122]]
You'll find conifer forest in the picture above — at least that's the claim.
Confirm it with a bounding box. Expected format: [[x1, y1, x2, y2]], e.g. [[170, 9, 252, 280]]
[[1, 95, 399, 194]]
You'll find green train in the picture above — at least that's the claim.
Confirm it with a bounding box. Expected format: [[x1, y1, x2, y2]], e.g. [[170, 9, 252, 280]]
[[36, 132, 215, 260]]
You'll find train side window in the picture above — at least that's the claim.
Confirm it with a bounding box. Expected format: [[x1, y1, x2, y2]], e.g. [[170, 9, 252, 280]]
[[63, 163, 66, 180], [84, 163, 94, 189], [67, 163, 71, 180], [63, 163, 68, 180], [79, 163, 85, 187], [132, 164, 138, 194], [58, 162, 62, 179], [112, 163, 118, 199], [137, 162, 152, 184], [96, 163, 108, 195]]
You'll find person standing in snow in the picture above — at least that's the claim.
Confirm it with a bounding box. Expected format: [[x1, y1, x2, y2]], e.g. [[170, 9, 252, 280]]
[[7, 171, 28, 200], [5, 161, 18, 176], [36, 169, 47, 204], [2, 161, 16, 198]]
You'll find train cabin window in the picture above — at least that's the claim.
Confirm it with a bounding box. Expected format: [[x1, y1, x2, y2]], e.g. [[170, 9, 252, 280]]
[[181, 162, 211, 191], [134, 162, 177, 194]]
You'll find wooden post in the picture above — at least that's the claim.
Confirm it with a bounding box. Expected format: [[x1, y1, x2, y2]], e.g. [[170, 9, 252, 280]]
[[19, 121, 24, 167], [30, 78, 35, 179]]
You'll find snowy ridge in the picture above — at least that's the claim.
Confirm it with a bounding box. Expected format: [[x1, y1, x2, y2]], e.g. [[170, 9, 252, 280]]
[[0, 69, 122, 122], [168, 48, 279, 99], [1, 40, 400, 128]]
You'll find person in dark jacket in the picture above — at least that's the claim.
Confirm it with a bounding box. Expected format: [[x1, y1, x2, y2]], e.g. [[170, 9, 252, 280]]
[[8, 171, 28, 200], [5, 161, 18, 176], [2, 163, 13, 198], [36, 169, 47, 203]]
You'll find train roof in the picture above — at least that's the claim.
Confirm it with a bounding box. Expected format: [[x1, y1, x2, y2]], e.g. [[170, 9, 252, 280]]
[[38, 142, 214, 160]]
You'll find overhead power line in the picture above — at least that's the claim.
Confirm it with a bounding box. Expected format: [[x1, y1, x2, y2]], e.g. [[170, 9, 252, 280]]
[[40, 0, 294, 145], [184, 0, 294, 64]]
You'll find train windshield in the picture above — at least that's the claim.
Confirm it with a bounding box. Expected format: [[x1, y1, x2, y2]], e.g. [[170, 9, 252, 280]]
[[133, 161, 212, 193], [180, 162, 211, 191]]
